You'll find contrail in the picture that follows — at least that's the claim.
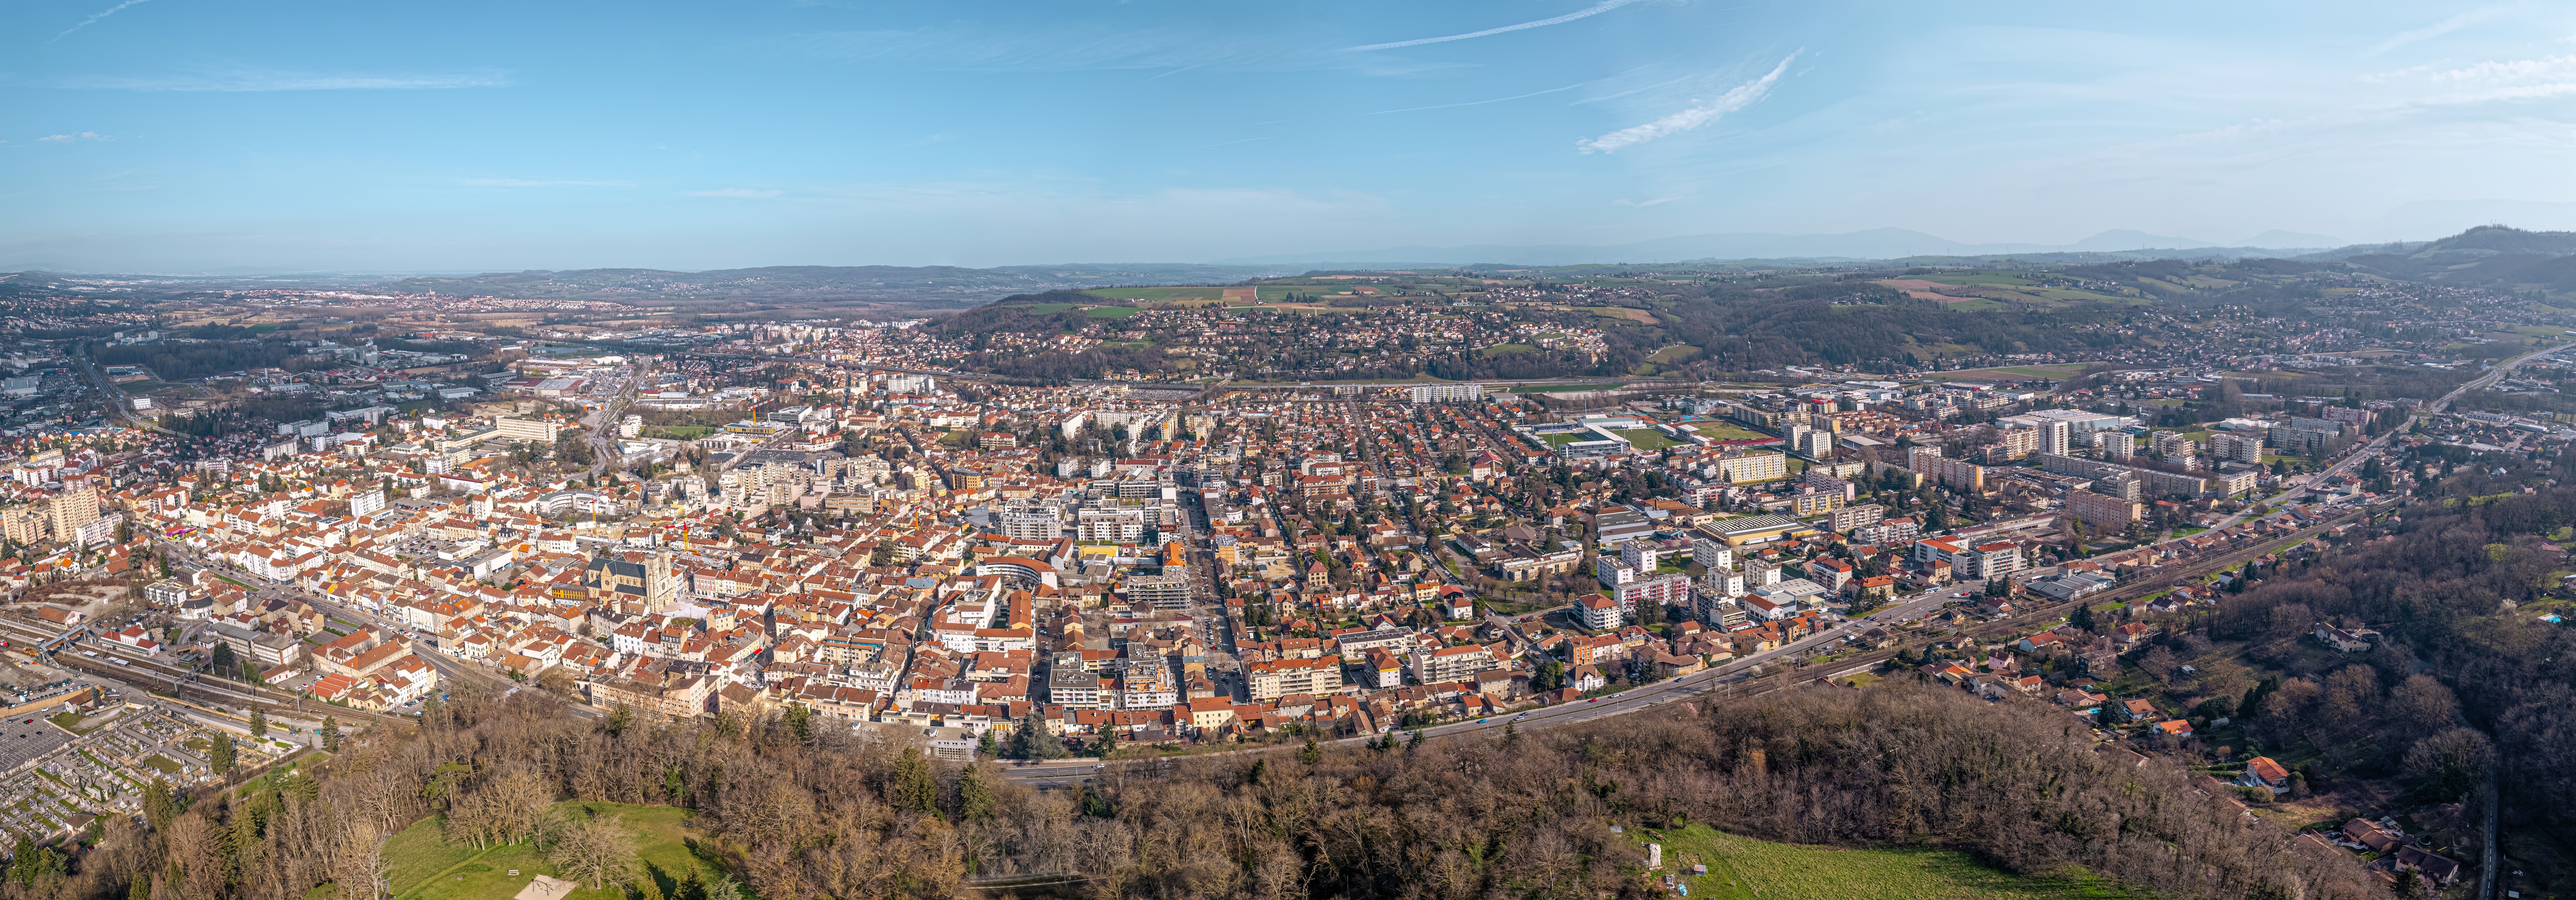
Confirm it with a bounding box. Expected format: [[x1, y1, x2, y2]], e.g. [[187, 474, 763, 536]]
[[52, 0, 153, 42], [1345, 0, 1647, 52], [1577, 52, 1795, 154]]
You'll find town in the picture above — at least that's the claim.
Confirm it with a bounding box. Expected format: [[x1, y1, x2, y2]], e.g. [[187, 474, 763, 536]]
[[5, 273, 2564, 897]]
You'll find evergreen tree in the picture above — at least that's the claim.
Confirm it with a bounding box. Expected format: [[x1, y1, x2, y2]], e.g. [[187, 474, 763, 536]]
[[249, 706, 267, 739], [143, 778, 178, 831], [319, 716, 341, 751], [893, 747, 940, 818], [957, 763, 997, 822], [1014, 711, 1066, 759], [210, 736, 236, 774], [784, 704, 813, 745], [976, 728, 998, 758]]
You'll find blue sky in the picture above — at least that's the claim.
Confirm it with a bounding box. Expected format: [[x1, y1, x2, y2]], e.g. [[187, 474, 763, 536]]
[[6, 1, 2576, 272]]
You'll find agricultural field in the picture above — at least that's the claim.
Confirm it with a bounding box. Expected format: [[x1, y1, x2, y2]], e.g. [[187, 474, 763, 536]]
[[1576, 306, 1660, 323], [1648, 345, 1701, 364], [385, 802, 710, 900], [1478, 343, 1538, 357], [1084, 286, 1226, 303], [1638, 824, 2139, 900]]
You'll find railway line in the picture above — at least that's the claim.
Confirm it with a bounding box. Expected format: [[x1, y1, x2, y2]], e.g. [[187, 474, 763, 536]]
[[0, 617, 412, 729]]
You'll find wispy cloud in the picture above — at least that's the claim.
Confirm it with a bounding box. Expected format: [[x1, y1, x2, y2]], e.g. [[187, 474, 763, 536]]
[[2429, 55, 2576, 83], [1613, 197, 1680, 207], [686, 188, 783, 199], [461, 179, 633, 188], [1345, 0, 1649, 52], [778, 25, 1461, 77], [61, 70, 512, 92], [1578, 53, 1795, 154], [38, 132, 110, 142], [1371, 81, 1588, 114], [51, 0, 150, 42], [2372, 5, 2520, 55]]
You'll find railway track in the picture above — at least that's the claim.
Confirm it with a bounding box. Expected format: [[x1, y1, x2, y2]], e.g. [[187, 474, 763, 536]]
[[1, 618, 411, 728]]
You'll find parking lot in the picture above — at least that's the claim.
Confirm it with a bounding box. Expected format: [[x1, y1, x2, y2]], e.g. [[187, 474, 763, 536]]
[[0, 714, 75, 774]]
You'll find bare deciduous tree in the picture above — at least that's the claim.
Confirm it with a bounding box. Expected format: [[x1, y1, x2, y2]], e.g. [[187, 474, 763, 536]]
[[546, 810, 637, 891]]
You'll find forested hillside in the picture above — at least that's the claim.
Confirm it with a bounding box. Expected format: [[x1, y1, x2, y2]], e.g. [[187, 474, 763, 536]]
[[12, 675, 2382, 900]]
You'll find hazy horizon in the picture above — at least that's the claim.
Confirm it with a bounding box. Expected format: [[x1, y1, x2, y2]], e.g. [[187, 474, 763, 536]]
[[7, 1, 2576, 272]]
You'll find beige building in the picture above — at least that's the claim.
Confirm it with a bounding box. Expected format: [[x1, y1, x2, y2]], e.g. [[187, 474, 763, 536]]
[[494, 417, 565, 443], [0, 504, 45, 544], [44, 484, 99, 543], [1245, 655, 1343, 701], [1714, 451, 1788, 484], [2062, 489, 2142, 532]]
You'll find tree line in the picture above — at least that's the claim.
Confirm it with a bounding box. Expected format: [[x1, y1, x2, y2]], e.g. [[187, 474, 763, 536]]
[[0, 669, 2386, 900]]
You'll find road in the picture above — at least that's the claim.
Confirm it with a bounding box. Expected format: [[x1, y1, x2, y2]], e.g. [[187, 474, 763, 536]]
[[2430, 342, 2571, 414], [1001, 502, 2369, 786], [68, 345, 190, 438], [577, 363, 645, 479]]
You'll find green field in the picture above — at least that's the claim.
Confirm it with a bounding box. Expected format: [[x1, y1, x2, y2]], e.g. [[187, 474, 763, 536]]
[[1509, 382, 1623, 393], [1082, 306, 1142, 319], [49, 712, 85, 732], [1541, 432, 1593, 446], [1690, 422, 1772, 441], [141, 755, 181, 774], [1990, 364, 2088, 378], [1640, 824, 2139, 900], [385, 803, 709, 900], [1478, 343, 1538, 357], [1614, 429, 1681, 450], [1085, 286, 1225, 302], [1648, 345, 1700, 364], [1023, 303, 1083, 314]]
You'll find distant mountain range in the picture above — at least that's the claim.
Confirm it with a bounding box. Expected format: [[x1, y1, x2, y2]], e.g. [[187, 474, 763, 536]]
[[1209, 227, 2352, 268], [17, 225, 2576, 309], [0, 263, 1302, 309]]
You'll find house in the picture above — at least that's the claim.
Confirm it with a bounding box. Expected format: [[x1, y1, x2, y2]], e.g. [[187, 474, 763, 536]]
[[2312, 623, 2378, 653], [2392, 846, 2462, 886], [1567, 664, 1606, 692], [2238, 756, 2291, 791], [2156, 719, 2194, 738], [2340, 819, 2400, 853]]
